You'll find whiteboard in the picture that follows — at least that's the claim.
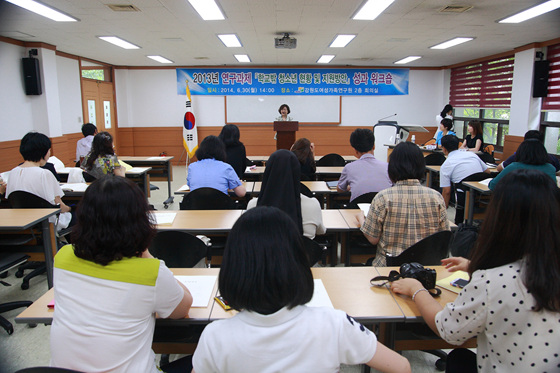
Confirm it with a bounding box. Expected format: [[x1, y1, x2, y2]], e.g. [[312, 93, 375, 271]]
[[226, 96, 340, 123]]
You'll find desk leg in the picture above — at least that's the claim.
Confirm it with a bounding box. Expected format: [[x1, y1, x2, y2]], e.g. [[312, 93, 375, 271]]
[[163, 161, 174, 207], [426, 170, 432, 189], [42, 220, 55, 289], [465, 189, 474, 225]]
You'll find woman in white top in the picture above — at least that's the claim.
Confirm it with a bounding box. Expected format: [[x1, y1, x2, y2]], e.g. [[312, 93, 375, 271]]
[[391, 169, 560, 372], [6, 132, 72, 230], [275, 103, 293, 121], [192, 206, 410, 373], [246, 149, 325, 239]]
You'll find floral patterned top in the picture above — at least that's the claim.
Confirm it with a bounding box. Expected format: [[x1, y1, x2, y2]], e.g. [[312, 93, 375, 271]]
[[82, 154, 121, 179]]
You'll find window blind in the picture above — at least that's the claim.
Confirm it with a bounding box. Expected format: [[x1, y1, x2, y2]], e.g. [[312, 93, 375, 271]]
[[542, 43, 560, 111], [450, 56, 515, 108]]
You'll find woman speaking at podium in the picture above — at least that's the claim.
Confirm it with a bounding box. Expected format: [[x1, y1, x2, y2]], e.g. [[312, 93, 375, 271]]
[[274, 104, 293, 140]]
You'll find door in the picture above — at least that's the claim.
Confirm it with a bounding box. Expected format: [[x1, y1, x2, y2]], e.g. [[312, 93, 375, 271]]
[[81, 79, 118, 149]]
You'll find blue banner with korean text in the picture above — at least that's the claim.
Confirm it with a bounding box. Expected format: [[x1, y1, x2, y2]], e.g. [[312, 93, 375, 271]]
[[176, 68, 408, 96]]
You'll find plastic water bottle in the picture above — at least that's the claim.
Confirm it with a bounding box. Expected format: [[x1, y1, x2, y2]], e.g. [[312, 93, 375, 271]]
[[411, 135, 416, 144]]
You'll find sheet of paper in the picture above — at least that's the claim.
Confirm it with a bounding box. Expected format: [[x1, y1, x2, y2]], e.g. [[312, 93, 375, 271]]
[[436, 271, 469, 294], [147, 156, 166, 160], [128, 167, 148, 173], [357, 203, 370, 217], [177, 184, 190, 191], [150, 212, 177, 225], [175, 275, 217, 307], [60, 183, 89, 192], [306, 279, 334, 308], [478, 178, 493, 186]]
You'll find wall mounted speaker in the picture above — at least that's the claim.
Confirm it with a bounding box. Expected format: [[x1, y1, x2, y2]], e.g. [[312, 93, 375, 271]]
[[22, 57, 42, 95], [533, 60, 549, 98]]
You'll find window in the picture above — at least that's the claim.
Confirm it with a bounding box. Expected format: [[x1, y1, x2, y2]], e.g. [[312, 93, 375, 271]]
[[540, 43, 560, 155], [81, 69, 105, 80], [450, 56, 514, 150]]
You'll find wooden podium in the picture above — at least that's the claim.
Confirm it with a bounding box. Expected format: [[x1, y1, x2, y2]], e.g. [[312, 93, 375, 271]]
[[274, 121, 299, 150]]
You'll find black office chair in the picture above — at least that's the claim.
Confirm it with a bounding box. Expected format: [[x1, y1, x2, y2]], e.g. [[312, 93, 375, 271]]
[[342, 191, 377, 210], [385, 230, 453, 266], [302, 236, 327, 267], [424, 153, 446, 166], [454, 172, 494, 225], [316, 153, 346, 167], [179, 187, 238, 210], [385, 230, 453, 371], [82, 171, 96, 183], [148, 231, 209, 268], [477, 152, 495, 164], [0, 253, 33, 335], [8, 191, 73, 290]]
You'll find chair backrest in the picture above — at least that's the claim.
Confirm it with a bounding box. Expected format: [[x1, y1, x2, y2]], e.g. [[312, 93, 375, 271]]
[[460, 171, 493, 184], [302, 236, 326, 266], [344, 191, 377, 209], [483, 144, 495, 155], [15, 367, 85, 373], [424, 153, 446, 166], [8, 191, 57, 209], [385, 230, 453, 266], [299, 183, 314, 198], [316, 153, 346, 167], [180, 187, 236, 210], [477, 152, 495, 164], [83, 171, 96, 182], [148, 231, 208, 268], [422, 138, 436, 146]]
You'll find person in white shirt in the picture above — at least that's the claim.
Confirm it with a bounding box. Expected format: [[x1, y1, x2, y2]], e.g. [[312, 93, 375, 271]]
[[75, 122, 96, 166], [439, 135, 490, 224], [391, 169, 560, 372], [192, 206, 410, 373]]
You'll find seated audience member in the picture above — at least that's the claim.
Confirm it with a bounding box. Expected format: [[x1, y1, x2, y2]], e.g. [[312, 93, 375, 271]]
[[440, 135, 489, 224], [391, 169, 560, 372], [360, 142, 449, 266], [218, 124, 246, 179], [460, 120, 484, 152], [192, 206, 410, 373], [337, 128, 392, 201], [291, 138, 316, 180], [435, 118, 456, 148], [489, 139, 556, 190], [497, 130, 560, 173], [50, 176, 192, 373], [6, 132, 72, 230], [75, 122, 97, 166], [81, 131, 125, 178], [433, 104, 453, 140], [187, 135, 246, 197], [247, 150, 325, 239]]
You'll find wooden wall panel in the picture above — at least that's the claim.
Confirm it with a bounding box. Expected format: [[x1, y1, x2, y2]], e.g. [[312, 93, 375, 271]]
[[502, 135, 524, 161], [0, 139, 23, 172]]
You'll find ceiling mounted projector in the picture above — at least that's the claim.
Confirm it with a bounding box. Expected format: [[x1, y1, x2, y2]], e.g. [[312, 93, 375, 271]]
[[275, 33, 297, 49]]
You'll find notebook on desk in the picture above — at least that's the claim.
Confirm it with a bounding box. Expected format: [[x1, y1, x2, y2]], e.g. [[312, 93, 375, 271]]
[[326, 181, 338, 190]]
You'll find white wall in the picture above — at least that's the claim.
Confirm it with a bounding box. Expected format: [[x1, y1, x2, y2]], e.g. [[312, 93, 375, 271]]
[[0, 40, 83, 141], [115, 68, 446, 129]]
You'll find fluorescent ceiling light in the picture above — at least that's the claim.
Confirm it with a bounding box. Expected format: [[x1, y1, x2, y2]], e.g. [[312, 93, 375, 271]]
[[218, 34, 242, 47], [234, 54, 251, 63], [98, 36, 140, 49], [147, 55, 173, 64], [353, 0, 395, 20], [317, 55, 335, 64], [499, 0, 560, 23], [188, 0, 225, 20], [329, 35, 356, 48], [430, 37, 474, 50], [394, 56, 422, 64], [6, 0, 78, 22]]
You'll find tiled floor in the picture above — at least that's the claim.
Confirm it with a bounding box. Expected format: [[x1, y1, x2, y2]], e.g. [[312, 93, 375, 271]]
[[0, 165, 456, 372]]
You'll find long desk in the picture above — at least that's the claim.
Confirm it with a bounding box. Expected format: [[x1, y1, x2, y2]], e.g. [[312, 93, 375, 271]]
[[0, 209, 59, 289], [16, 266, 472, 351], [174, 181, 255, 196], [119, 156, 175, 207], [463, 180, 492, 224], [244, 166, 344, 181], [58, 167, 152, 197], [247, 155, 356, 164]]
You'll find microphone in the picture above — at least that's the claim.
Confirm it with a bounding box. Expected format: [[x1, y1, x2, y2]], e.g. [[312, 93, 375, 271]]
[[377, 113, 397, 122]]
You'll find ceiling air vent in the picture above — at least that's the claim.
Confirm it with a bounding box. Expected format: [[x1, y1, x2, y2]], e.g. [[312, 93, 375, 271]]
[[107, 4, 141, 12], [439, 5, 473, 13]]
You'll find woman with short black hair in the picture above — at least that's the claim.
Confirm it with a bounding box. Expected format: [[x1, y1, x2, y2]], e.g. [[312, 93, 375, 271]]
[[218, 124, 246, 179], [188, 135, 246, 196], [391, 169, 560, 372], [488, 139, 556, 190], [192, 206, 410, 373], [81, 131, 125, 178], [50, 176, 192, 373]]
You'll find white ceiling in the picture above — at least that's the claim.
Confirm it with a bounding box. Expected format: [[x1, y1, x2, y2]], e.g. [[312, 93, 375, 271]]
[[0, 0, 559, 67]]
